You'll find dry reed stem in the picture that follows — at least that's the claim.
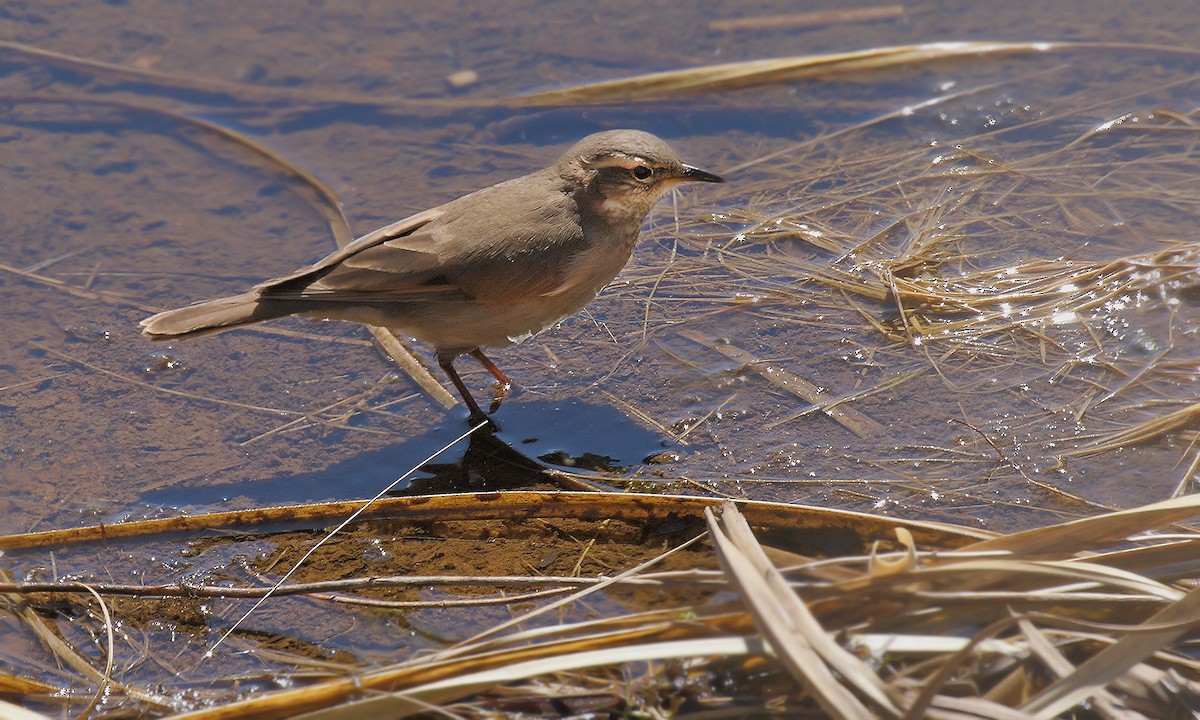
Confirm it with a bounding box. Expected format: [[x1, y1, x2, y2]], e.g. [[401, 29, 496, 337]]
[[708, 5, 904, 33]]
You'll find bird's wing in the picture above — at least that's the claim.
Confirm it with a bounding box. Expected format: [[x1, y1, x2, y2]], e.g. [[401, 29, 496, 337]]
[[253, 208, 465, 302], [254, 175, 589, 305]]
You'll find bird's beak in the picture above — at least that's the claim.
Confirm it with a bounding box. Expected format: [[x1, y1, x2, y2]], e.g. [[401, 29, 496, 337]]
[[679, 164, 726, 184]]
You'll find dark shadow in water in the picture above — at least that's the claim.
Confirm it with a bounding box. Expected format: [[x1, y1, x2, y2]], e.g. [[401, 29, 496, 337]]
[[139, 398, 670, 508]]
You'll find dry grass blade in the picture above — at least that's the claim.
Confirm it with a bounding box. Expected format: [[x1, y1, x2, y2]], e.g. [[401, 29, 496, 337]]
[[964, 493, 1200, 556], [512, 41, 1065, 105], [706, 501, 893, 719], [1066, 401, 1200, 459], [906, 559, 1181, 602], [708, 5, 905, 33], [0, 571, 722, 601], [894, 615, 1036, 720], [0, 491, 990, 552], [71, 584, 115, 720], [1080, 538, 1200, 581], [293, 638, 763, 720], [1015, 619, 1143, 720], [166, 612, 755, 720], [926, 695, 1042, 719], [366, 327, 456, 409], [0, 699, 54, 720], [1022, 583, 1200, 718], [0, 673, 56, 696]]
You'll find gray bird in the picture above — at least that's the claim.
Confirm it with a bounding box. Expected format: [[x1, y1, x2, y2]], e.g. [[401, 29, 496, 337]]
[[141, 129, 725, 419]]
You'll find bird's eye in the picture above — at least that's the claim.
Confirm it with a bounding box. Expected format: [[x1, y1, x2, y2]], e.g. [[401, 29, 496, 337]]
[[632, 165, 653, 180]]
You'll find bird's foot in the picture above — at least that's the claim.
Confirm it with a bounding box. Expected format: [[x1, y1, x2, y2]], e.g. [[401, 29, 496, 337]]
[[467, 410, 499, 431], [487, 381, 512, 415]]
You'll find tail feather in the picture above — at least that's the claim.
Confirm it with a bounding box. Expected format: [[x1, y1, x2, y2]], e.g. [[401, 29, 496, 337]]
[[141, 292, 293, 339]]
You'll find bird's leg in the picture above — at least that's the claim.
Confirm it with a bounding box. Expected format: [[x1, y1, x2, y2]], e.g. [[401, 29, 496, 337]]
[[437, 353, 487, 422], [468, 349, 511, 413], [468, 348, 511, 385]]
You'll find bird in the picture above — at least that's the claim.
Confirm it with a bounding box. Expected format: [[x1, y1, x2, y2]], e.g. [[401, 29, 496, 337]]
[[141, 129, 726, 420]]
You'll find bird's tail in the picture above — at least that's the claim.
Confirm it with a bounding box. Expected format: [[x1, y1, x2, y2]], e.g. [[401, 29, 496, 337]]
[[140, 292, 293, 339]]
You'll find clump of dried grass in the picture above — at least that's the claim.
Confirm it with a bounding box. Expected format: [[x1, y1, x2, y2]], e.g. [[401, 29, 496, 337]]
[[602, 78, 1200, 501], [3, 492, 1200, 718]]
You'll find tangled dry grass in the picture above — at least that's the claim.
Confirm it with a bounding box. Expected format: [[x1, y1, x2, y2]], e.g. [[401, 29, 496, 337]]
[[3, 493, 1200, 718]]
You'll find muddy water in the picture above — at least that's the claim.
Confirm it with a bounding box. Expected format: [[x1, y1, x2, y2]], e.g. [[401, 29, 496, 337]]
[[4, 1, 1200, 535]]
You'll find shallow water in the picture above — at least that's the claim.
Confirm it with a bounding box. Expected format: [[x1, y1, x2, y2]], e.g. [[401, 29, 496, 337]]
[[4, 1, 1200, 710]]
